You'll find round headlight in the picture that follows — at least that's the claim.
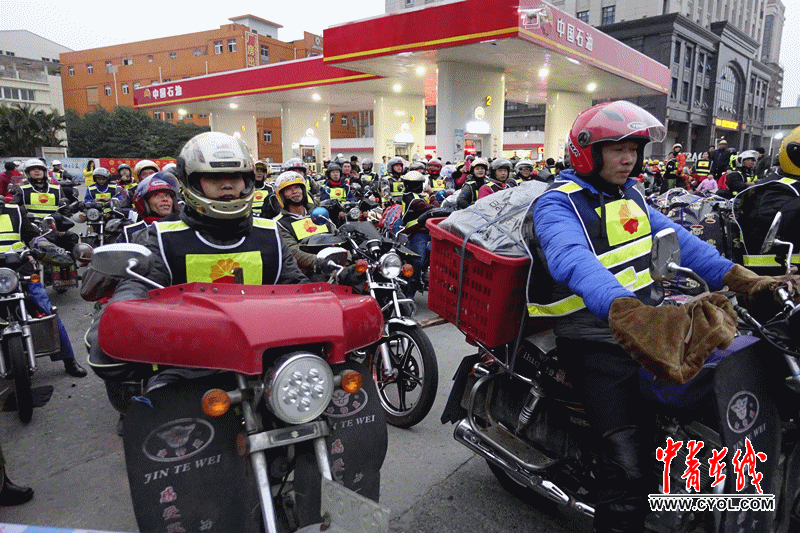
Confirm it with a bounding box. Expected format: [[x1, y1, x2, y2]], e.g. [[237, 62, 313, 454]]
[[379, 252, 402, 279], [0, 268, 19, 294], [87, 208, 101, 222], [266, 353, 334, 424]]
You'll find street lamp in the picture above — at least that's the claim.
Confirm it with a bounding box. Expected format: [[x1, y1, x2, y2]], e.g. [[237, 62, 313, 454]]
[[770, 131, 785, 159]]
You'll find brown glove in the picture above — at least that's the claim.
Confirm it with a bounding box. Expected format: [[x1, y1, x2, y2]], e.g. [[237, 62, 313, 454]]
[[609, 294, 737, 385], [722, 264, 800, 319]]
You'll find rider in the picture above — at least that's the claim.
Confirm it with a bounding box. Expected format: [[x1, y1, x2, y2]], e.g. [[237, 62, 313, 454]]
[[87, 132, 307, 418], [732, 126, 800, 274], [281, 157, 318, 206], [400, 170, 437, 298], [84, 167, 126, 204], [526, 100, 787, 533], [478, 158, 516, 198], [132, 160, 159, 183], [14, 159, 77, 219], [273, 171, 336, 277], [456, 157, 488, 209], [515, 159, 534, 182], [252, 160, 274, 217], [426, 158, 446, 194], [121, 172, 181, 243], [358, 157, 379, 190], [51, 160, 71, 183], [319, 162, 356, 206], [386, 156, 406, 204], [724, 149, 759, 195]]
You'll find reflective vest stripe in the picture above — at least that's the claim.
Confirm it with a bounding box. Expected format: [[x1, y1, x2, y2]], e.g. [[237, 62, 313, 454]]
[[742, 254, 800, 266], [430, 178, 445, 191], [0, 241, 25, 252], [596, 236, 653, 268], [527, 267, 652, 317]]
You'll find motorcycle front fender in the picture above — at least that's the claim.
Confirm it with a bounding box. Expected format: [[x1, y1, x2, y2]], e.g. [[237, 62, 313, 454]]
[[440, 353, 482, 425], [386, 316, 416, 329]]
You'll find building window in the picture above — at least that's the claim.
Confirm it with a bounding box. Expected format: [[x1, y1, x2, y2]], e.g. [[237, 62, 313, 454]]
[[263, 130, 272, 143], [1, 87, 34, 101], [228, 39, 237, 53], [104, 85, 112, 96], [260, 45, 269, 62], [4, 51, 14, 57], [577, 11, 589, 23], [122, 83, 129, 94], [87, 63, 93, 74], [330, 114, 335, 124], [163, 78, 171, 82], [169, 52, 177, 59], [122, 58, 133, 65], [717, 65, 740, 117], [214, 41, 223, 54], [670, 77, 678, 100], [147, 55, 153, 62], [151, 80, 158, 85], [684, 46, 693, 69], [694, 85, 702, 104], [133, 82, 141, 89], [199, 114, 207, 118], [681, 81, 689, 103], [341, 116, 347, 126], [406, 0, 413, 5], [193, 48, 204, 57], [601, 6, 615, 25], [68, 66, 74, 76], [154, 111, 161, 120], [186, 113, 193, 119], [166, 112, 173, 120], [86, 86, 99, 105], [673, 41, 681, 64]]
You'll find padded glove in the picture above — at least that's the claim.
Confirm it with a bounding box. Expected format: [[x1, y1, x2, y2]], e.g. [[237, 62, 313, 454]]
[[722, 264, 800, 320], [609, 294, 737, 385]]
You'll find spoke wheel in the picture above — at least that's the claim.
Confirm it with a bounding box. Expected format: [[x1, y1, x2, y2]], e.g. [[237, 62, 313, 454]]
[[9, 335, 33, 423], [371, 325, 437, 428]]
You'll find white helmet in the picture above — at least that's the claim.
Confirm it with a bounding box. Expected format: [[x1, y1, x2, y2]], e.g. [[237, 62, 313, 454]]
[[23, 158, 47, 175], [52, 159, 62, 166], [737, 150, 759, 166], [176, 132, 255, 220]]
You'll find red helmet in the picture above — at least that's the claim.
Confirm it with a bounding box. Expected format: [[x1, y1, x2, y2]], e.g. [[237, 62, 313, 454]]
[[567, 100, 665, 176], [133, 172, 179, 216]]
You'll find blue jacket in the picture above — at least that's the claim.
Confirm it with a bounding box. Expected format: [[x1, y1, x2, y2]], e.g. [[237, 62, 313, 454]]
[[84, 183, 126, 203], [532, 169, 734, 320]]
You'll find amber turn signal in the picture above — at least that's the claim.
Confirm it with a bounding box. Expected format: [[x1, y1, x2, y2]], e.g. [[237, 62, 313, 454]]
[[201, 388, 231, 417], [354, 259, 368, 273], [402, 264, 414, 277], [340, 370, 363, 394], [29, 274, 40, 283]]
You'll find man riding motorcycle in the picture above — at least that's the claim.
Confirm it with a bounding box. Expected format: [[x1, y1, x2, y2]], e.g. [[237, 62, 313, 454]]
[[319, 162, 356, 207], [252, 160, 274, 217], [121, 172, 181, 243], [132, 160, 159, 183], [478, 158, 516, 198], [526, 100, 793, 533], [386, 156, 406, 204], [14, 159, 77, 219], [273, 171, 336, 278], [733, 125, 800, 274], [400, 170, 437, 298], [456, 157, 488, 209], [515, 159, 535, 182], [281, 157, 318, 206], [724, 149, 759, 196], [85, 167, 126, 204]]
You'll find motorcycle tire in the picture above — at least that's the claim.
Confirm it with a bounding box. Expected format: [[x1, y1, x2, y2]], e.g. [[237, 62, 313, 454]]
[[9, 335, 33, 424], [370, 324, 438, 428]]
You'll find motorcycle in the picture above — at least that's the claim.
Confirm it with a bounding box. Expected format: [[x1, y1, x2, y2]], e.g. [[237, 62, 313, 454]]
[[0, 248, 63, 423], [302, 209, 439, 428], [75, 197, 132, 249], [438, 220, 800, 533], [30, 204, 88, 294], [90, 243, 390, 533]]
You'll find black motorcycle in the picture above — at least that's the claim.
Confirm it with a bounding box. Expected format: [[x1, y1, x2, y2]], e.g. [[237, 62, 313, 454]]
[[75, 198, 131, 249], [439, 223, 800, 533], [302, 210, 439, 428], [0, 248, 63, 423]]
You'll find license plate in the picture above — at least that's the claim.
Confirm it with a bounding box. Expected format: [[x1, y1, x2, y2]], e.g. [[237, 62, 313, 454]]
[[369, 282, 395, 291], [320, 477, 390, 533], [52, 278, 78, 288]]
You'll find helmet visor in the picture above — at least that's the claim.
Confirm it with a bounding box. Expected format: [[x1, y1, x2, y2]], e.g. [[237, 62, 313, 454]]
[[580, 101, 666, 146]]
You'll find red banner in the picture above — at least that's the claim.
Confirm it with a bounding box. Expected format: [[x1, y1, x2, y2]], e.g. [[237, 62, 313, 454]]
[[99, 158, 176, 176], [245, 31, 259, 68]]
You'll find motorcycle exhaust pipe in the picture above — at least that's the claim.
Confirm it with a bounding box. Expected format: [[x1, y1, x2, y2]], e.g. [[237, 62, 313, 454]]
[[0, 342, 6, 378], [454, 419, 595, 519]]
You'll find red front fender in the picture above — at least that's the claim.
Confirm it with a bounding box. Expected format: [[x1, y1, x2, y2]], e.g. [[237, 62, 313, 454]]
[[98, 282, 383, 374]]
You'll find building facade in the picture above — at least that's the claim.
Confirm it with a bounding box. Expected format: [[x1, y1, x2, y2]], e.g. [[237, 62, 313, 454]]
[[0, 30, 71, 117], [59, 14, 322, 162]]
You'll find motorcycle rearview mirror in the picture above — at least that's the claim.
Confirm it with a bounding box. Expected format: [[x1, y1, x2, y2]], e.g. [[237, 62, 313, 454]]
[[759, 212, 794, 276], [311, 207, 331, 226], [90, 243, 163, 289], [650, 228, 710, 292], [316, 247, 348, 276]]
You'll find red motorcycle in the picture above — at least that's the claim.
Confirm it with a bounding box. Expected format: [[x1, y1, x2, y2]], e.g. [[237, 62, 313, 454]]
[[92, 243, 390, 533]]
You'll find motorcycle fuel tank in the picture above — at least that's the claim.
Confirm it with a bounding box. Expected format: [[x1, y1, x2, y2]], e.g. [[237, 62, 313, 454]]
[[99, 282, 384, 373]]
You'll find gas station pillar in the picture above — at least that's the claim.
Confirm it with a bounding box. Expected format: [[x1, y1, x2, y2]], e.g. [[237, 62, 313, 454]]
[[372, 93, 426, 164], [280, 104, 331, 173], [544, 91, 592, 163], [209, 113, 258, 159], [436, 61, 505, 161]]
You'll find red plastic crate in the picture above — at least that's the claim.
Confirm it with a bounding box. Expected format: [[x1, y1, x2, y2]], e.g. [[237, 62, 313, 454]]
[[427, 217, 532, 347]]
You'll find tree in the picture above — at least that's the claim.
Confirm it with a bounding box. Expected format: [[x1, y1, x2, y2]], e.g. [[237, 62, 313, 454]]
[[0, 104, 66, 156], [65, 106, 209, 158]]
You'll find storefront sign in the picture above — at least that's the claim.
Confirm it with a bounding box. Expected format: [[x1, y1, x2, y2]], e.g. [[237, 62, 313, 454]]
[[715, 118, 739, 130], [245, 32, 259, 68]]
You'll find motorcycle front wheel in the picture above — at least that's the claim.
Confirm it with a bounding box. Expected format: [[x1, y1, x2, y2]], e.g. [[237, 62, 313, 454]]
[[370, 324, 437, 428], [8, 335, 33, 423]]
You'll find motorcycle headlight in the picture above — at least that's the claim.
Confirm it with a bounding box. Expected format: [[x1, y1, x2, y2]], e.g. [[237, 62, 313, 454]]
[[379, 252, 402, 279], [265, 353, 334, 424], [87, 208, 101, 222], [0, 268, 19, 294]]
